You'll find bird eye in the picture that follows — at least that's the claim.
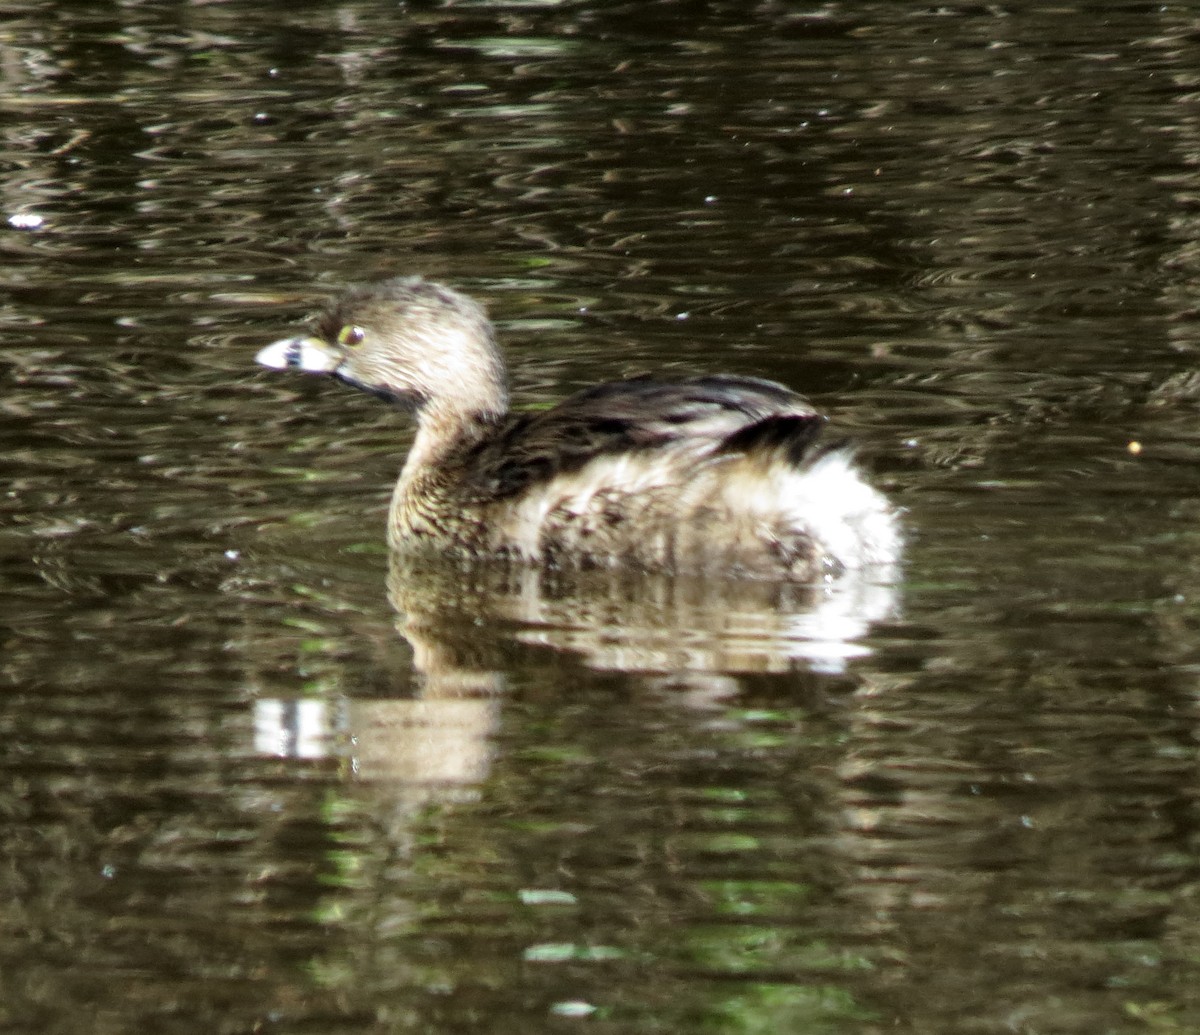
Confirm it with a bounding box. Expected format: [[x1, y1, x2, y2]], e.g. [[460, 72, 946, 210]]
[[338, 325, 365, 347]]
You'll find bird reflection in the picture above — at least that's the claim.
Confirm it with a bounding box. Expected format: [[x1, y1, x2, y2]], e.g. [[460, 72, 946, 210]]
[[253, 554, 900, 797], [387, 552, 901, 680]]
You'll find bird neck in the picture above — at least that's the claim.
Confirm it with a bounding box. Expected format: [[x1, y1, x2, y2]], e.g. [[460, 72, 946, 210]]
[[406, 393, 504, 476], [390, 404, 502, 547]]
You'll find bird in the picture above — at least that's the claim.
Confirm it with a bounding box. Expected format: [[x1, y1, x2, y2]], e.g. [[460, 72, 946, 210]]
[[256, 276, 900, 581]]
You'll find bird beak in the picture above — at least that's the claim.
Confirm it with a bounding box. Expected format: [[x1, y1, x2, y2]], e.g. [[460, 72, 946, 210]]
[[255, 335, 341, 374]]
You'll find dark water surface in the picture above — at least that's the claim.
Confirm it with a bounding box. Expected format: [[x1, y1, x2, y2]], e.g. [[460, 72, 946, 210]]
[[4, 2, 1200, 1032]]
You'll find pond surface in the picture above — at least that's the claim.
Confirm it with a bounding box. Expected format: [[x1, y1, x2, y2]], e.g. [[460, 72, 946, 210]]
[[3, 2, 1200, 1032]]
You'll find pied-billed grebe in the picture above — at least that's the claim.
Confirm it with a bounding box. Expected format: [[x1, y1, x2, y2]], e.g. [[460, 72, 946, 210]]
[[256, 277, 901, 580]]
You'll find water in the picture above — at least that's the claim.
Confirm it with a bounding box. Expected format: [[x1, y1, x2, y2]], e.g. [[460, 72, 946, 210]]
[[3, 2, 1200, 1032]]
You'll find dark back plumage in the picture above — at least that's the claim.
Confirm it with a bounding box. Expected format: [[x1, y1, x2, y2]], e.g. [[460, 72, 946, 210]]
[[461, 374, 827, 499]]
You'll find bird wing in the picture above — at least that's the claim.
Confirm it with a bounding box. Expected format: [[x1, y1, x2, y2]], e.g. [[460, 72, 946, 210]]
[[462, 375, 827, 499]]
